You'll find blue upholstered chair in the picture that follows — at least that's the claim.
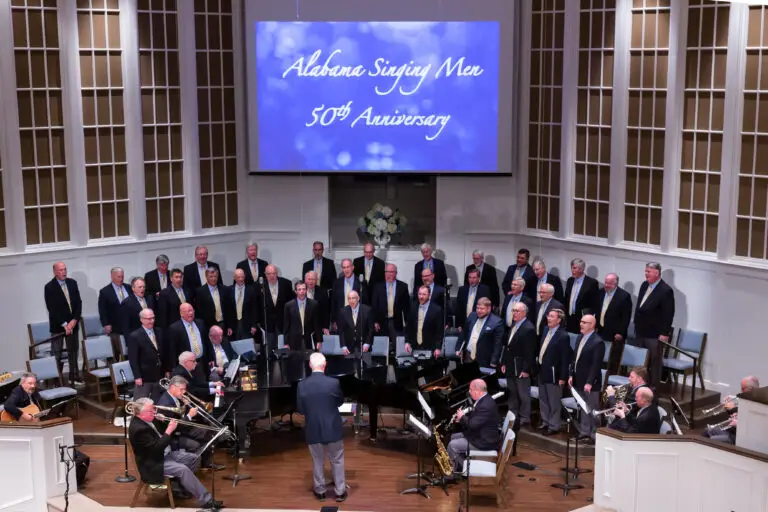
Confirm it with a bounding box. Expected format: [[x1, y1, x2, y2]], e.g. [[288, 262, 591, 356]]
[[27, 356, 78, 418], [109, 360, 134, 422], [27, 321, 54, 359], [606, 345, 649, 387], [82, 335, 115, 403], [663, 329, 707, 394]]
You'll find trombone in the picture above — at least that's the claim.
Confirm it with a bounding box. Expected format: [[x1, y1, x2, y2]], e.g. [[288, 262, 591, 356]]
[[125, 402, 185, 416], [159, 378, 224, 429], [702, 396, 738, 417], [125, 402, 235, 440]]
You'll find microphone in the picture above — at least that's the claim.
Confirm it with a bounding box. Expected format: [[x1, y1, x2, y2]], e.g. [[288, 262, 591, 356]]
[[358, 273, 365, 284], [119, 368, 128, 386], [258, 276, 264, 286]]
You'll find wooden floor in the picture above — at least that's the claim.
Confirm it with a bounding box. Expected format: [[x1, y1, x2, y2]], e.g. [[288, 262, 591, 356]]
[[78, 423, 595, 512]]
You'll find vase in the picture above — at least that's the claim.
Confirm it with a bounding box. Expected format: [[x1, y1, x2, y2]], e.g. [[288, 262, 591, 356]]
[[373, 233, 391, 249]]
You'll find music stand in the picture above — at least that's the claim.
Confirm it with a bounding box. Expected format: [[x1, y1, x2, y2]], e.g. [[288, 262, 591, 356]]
[[401, 414, 431, 499], [562, 387, 592, 480]]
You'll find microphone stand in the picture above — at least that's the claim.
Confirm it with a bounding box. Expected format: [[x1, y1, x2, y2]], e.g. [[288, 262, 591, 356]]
[[443, 279, 452, 368], [670, 396, 691, 429], [115, 369, 136, 483], [258, 278, 271, 387]]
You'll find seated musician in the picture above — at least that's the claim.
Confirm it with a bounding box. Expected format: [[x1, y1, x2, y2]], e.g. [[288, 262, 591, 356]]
[[128, 397, 222, 510], [609, 387, 661, 434], [2, 373, 42, 421], [447, 379, 501, 474], [703, 375, 760, 445], [206, 326, 237, 382], [405, 285, 444, 358], [605, 366, 652, 407], [172, 350, 223, 400]]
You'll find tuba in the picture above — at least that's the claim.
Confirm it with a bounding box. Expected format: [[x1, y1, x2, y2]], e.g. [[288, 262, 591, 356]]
[[433, 426, 453, 476]]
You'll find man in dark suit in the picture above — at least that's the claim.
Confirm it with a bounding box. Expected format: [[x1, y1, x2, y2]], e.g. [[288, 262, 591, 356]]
[[207, 325, 238, 383], [413, 267, 447, 312], [500, 278, 534, 328], [283, 282, 324, 382], [194, 268, 230, 334], [227, 269, 258, 340], [463, 250, 500, 308], [121, 277, 156, 338], [156, 269, 190, 330], [260, 264, 295, 340], [537, 309, 572, 434], [128, 397, 220, 509], [127, 308, 168, 400], [304, 270, 330, 334], [44, 262, 83, 384], [2, 373, 42, 421], [353, 242, 385, 304], [456, 298, 504, 368], [171, 350, 220, 401], [371, 263, 410, 349], [533, 284, 565, 338], [632, 262, 675, 387], [167, 303, 209, 367], [98, 266, 132, 359], [302, 241, 337, 292], [405, 286, 444, 358], [182, 246, 220, 302], [337, 290, 374, 359], [610, 387, 661, 434], [569, 314, 605, 442], [297, 353, 347, 502], [597, 273, 633, 374], [531, 259, 565, 304], [235, 242, 268, 286], [455, 269, 491, 332], [502, 248, 535, 296], [447, 379, 501, 472], [144, 254, 170, 298], [605, 366, 653, 408], [564, 258, 600, 333], [501, 302, 537, 426], [330, 259, 362, 328], [413, 243, 447, 288]]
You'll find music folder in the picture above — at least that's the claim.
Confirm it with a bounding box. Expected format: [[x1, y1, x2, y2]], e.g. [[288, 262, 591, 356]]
[[570, 386, 591, 414], [406, 414, 431, 439], [417, 391, 434, 420]]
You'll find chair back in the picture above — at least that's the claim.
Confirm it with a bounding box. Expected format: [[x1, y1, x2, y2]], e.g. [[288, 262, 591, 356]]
[[27, 321, 53, 358], [277, 334, 285, 350], [321, 334, 344, 355], [230, 338, 255, 356], [620, 345, 649, 368], [83, 335, 114, 368], [657, 405, 668, 419], [602, 341, 612, 364], [395, 336, 410, 358], [109, 361, 134, 402], [626, 323, 636, 341], [676, 329, 706, 357], [601, 369, 607, 388], [496, 429, 516, 482], [81, 314, 106, 338], [442, 335, 459, 354], [659, 421, 672, 434], [28, 356, 63, 382], [501, 411, 515, 434], [371, 336, 389, 357], [568, 333, 578, 351], [120, 335, 128, 359]]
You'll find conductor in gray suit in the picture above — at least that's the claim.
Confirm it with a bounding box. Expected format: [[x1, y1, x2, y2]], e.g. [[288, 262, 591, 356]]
[[297, 352, 347, 503]]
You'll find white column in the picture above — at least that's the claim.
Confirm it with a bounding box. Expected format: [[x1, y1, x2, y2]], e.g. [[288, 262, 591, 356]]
[[177, 5, 201, 234], [558, 0, 580, 238], [232, 0, 248, 229], [516, 0, 532, 232]]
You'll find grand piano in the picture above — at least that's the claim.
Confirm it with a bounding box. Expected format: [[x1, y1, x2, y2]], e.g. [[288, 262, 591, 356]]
[[223, 351, 502, 457]]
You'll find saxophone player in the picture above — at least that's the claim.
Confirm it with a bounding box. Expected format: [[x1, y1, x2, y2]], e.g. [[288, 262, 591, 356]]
[[447, 379, 501, 473]]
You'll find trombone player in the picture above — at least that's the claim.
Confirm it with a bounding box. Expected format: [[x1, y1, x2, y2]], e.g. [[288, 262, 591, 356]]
[[128, 397, 222, 510]]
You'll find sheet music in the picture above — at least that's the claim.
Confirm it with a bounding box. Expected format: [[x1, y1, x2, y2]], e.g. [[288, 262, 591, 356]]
[[338, 403, 354, 414], [417, 391, 434, 420], [224, 356, 240, 383], [570, 386, 591, 414], [407, 414, 431, 437]]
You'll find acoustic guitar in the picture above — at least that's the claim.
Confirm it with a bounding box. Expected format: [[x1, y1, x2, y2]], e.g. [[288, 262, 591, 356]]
[[0, 403, 49, 422]]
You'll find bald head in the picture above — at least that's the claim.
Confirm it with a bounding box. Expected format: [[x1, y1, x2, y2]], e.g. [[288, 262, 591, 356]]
[[742, 376, 760, 393], [636, 387, 654, 407], [180, 303, 195, 322], [580, 314, 596, 334]]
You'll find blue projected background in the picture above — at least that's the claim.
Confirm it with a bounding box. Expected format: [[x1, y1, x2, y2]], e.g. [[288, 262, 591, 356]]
[[256, 21, 499, 172]]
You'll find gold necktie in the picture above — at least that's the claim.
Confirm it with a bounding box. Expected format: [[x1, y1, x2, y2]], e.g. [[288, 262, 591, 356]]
[[199, 265, 206, 287], [177, 288, 185, 303], [188, 324, 201, 357], [344, 281, 351, 306], [539, 329, 554, 364], [417, 306, 425, 346], [315, 261, 321, 283], [469, 318, 484, 360], [213, 288, 223, 322], [640, 285, 652, 307], [600, 293, 612, 326], [308, 289, 314, 300], [387, 283, 394, 318], [216, 346, 224, 367], [352, 307, 357, 326], [570, 281, 580, 315], [139, 297, 147, 309], [300, 301, 305, 334], [251, 261, 257, 281], [236, 287, 243, 320], [148, 330, 158, 351], [61, 283, 72, 312], [270, 284, 278, 305], [576, 337, 587, 365], [365, 261, 371, 282], [160, 273, 166, 289], [537, 280, 542, 296], [466, 287, 476, 317], [508, 322, 519, 345], [514, 267, 521, 280], [536, 304, 546, 335], [118, 286, 125, 301]]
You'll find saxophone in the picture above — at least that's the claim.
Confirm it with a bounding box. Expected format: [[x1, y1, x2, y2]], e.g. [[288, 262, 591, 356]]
[[433, 426, 453, 476]]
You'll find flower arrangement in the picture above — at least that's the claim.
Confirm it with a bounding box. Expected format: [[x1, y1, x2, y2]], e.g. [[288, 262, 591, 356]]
[[358, 203, 407, 248]]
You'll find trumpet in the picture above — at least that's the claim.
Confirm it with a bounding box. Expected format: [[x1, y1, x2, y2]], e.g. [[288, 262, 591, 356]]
[[702, 396, 738, 417], [706, 416, 736, 435], [125, 402, 185, 416], [592, 401, 635, 418]]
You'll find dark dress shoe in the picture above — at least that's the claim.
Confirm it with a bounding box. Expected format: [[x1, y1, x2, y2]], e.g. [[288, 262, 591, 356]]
[[541, 428, 556, 436], [336, 491, 348, 502], [203, 463, 226, 471], [200, 499, 223, 509], [536, 424, 548, 431], [172, 489, 193, 499], [314, 492, 326, 501]]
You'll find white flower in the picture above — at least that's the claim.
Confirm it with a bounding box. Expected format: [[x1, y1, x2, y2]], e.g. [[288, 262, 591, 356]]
[[381, 206, 392, 217], [366, 210, 375, 219], [387, 223, 396, 233], [375, 218, 387, 231], [373, 203, 383, 211], [358, 217, 366, 227]]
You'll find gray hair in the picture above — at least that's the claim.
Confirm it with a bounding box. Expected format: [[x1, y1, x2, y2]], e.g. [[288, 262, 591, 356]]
[[513, 302, 529, 314], [309, 352, 326, 370], [131, 276, 145, 286], [139, 308, 154, 319], [133, 397, 154, 413], [246, 242, 258, 251], [209, 325, 223, 337], [156, 254, 169, 265], [420, 243, 433, 252], [111, 266, 124, 274], [20, 372, 37, 383], [472, 249, 484, 259], [513, 278, 526, 289], [646, 261, 662, 272], [168, 375, 188, 387], [341, 258, 353, 267], [469, 379, 487, 392], [606, 272, 620, 284], [570, 258, 586, 270], [385, 262, 398, 272], [177, 351, 196, 364], [540, 283, 554, 295], [304, 270, 317, 281], [532, 258, 546, 270]]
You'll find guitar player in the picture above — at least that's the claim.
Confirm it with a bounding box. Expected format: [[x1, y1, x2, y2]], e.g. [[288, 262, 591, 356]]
[[2, 373, 42, 421]]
